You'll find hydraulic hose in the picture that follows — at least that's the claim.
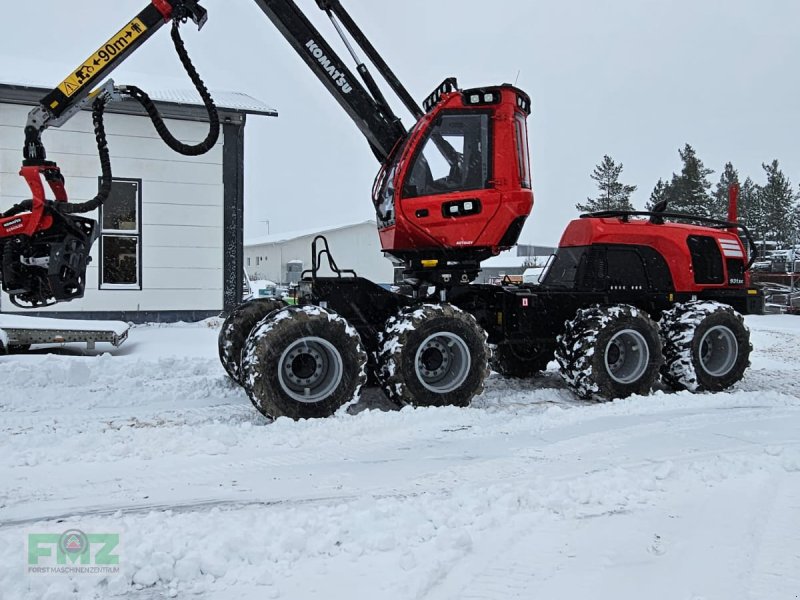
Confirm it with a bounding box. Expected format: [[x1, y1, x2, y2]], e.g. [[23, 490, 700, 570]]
[[120, 21, 220, 157]]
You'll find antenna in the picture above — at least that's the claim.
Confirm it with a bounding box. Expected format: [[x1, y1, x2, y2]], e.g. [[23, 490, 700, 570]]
[[514, 69, 521, 87]]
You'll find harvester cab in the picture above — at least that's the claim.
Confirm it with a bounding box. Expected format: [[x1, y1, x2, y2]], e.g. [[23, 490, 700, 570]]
[[373, 80, 534, 283]]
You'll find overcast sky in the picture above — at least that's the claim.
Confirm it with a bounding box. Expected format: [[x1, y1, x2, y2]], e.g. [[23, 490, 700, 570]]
[[2, 0, 800, 246]]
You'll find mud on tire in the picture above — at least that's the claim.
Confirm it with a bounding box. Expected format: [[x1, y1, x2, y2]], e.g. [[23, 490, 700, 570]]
[[218, 298, 286, 386], [242, 305, 367, 419], [659, 300, 751, 392], [555, 304, 662, 400], [377, 303, 490, 407], [491, 342, 552, 378]]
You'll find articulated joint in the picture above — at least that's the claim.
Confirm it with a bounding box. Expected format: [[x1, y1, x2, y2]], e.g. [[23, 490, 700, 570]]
[[156, 0, 208, 29]]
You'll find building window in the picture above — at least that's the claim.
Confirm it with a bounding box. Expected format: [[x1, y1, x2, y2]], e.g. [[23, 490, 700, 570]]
[[100, 178, 142, 290]]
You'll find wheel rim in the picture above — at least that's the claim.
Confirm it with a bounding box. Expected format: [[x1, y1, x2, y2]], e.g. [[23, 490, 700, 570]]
[[278, 336, 343, 403], [604, 329, 650, 385], [698, 325, 738, 377], [414, 332, 471, 394]]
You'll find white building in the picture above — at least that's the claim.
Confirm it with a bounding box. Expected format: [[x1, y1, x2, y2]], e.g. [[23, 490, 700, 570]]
[[245, 220, 395, 285], [476, 244, 556, 284], [0, 83, 275, 321]]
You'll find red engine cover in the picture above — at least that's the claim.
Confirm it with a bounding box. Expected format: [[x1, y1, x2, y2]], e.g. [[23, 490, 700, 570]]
[[559, 217, 751, 292]]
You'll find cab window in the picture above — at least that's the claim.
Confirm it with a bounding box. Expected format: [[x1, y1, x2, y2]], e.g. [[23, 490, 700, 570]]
[[402, 113, 490, 198], [514, 114, 531, 189]]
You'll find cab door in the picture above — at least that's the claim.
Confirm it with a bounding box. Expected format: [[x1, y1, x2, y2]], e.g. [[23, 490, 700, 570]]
[[396, 111, 500, 249]]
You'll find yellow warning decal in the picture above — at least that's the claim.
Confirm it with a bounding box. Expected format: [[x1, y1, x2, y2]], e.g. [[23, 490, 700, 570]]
[[57, 17, 147, 98]]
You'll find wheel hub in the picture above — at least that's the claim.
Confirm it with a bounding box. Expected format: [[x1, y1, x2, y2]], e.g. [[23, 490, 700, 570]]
[[604, 329, 649, 385], [698, 325, 738, 377], [287, 350, 321, 382], [420, 342, 448, 376], [414, 332, 470, 394], [278, 337, 343, 403]]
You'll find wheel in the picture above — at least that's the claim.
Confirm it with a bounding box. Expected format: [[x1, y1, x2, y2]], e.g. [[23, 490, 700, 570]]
[[491, 342, 552, 378], [218, 298, 286, 385], [376, 303, 490, 407], [241, 305, 367, 419], [7, 344, 31, 353], [659, 300, 751, 392], [555, 304, 662, 400]]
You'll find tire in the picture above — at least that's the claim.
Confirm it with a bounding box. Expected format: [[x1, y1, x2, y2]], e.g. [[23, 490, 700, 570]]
[[241, 305, 367, 419], [555, 304, 662, 400], [376, 303, 490, 407], [491, 342, 551, 378], [218, 298, 286, 386], [659, 300, 751, 392], [7, 344, 31, 353]]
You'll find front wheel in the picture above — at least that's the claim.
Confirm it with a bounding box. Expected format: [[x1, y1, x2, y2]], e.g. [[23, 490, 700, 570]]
[[555, 304, 662, 400], [376, 303, 490, 408], [242, 305, 367, 419], [659, 300, 751, 392]]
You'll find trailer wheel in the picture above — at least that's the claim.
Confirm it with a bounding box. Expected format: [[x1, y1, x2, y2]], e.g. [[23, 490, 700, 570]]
[[218, 298, 286, 385], [660, 300, 751, 392], [491, 342, 552, 378], [377, 303, 489, 407], [242, 305, 367, 419], [555, 304, 662, 400]]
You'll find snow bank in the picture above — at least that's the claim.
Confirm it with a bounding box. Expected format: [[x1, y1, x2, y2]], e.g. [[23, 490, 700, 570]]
[[0, 315, 798, 599]]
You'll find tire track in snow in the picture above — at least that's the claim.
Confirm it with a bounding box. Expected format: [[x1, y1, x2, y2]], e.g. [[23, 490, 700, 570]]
[[5, 410, 799, 529]]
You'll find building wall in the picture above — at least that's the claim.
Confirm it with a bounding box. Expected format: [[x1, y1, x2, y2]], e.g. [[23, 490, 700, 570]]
[[0, 102, 224, 314], [246, 222, 395, 285]]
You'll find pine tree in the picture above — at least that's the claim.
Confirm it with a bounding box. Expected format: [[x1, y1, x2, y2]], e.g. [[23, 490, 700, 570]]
[[758, 160, 796, 246], [737, 177, 766, 250], [666, 144, 714, 217], [646, 178, 670, 212], [712, 162, 740, 222], [576, 155, 637, 213]]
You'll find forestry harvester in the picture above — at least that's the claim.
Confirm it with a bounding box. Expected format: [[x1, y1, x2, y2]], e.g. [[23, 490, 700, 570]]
[[4, 0, 763, 418]]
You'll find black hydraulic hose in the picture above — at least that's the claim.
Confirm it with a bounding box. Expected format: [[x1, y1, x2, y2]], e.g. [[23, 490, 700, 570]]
[[121, 21, 219, 157], [58, 96, 113, 215]]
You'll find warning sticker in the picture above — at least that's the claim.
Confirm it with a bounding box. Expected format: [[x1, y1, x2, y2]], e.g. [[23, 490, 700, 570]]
[[57, 17, 148, 98]]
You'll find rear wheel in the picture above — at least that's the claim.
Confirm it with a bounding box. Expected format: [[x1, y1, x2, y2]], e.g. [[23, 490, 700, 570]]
[[660, 300, 751, 392], [218, 298, 285, 385], [242, 305, 367, 419], [377, 303, 489, 407], [555, 304, 662, 400]]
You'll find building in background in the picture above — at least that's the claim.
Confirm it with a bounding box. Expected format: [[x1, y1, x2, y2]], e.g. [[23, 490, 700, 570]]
[[245, 220, 395, 285], [0, 83, 276, 321], [475, 244, 556, 284]]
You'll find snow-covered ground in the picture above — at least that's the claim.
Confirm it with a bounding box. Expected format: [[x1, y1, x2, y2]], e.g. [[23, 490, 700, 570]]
[[1, 315, 799, 600]]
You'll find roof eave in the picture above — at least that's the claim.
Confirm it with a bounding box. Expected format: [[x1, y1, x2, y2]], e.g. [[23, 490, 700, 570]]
[[0, 83, 277, 123]]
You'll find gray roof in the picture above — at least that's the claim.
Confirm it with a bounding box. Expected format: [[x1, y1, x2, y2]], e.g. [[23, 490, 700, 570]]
[[131, 88, 276, 116], [0, 81, 277, 119], [245, 220, 376, 247]]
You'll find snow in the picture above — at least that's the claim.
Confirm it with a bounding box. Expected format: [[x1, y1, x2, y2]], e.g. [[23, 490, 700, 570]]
[[1, 315, 799, 599], [0, 315, 129, 336]]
